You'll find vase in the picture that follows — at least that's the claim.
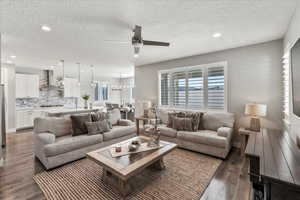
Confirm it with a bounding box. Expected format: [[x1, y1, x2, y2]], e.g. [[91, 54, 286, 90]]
[[84, 100, 88, 109]]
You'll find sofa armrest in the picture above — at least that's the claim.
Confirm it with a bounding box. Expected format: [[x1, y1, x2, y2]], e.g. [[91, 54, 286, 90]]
[[118, 119, 134, 126], [217, 127, 233, 138], [36, 132, 56, 145]]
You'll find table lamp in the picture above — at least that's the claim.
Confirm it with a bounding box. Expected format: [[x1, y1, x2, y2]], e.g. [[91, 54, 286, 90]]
[[245, 103, 267, 132], [142, 101, 151, 118]]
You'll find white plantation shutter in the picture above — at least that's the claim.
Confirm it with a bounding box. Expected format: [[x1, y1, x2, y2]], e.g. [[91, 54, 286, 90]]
[[187, 69, 204, 109], [170, 71, 186, 108], [207, 66, 225, 110], [160, 73, 170, 106], [282, 53, 290, 122], [159, 62, 227, 111]]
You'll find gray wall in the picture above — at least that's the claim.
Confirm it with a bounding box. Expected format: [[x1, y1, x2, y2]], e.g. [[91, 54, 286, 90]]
[[283, 2, 300, 146], [135, 40, 283, 145]]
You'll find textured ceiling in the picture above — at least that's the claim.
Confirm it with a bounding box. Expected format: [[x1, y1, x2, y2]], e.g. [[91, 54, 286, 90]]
[[0, 0, 297, 77]]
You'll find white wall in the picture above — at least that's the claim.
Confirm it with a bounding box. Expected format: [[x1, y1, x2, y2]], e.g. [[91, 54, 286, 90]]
[[283, 2, 300, 146], [135, 40, 283, 145]]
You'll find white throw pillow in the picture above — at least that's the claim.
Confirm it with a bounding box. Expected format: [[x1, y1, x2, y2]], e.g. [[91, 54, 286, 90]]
[[107, 109, 121, 125], [217, 127, 232, 137]]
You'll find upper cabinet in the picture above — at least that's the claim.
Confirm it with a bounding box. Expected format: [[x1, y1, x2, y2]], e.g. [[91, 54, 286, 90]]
[[64, 78, 80, 98], [16, 74, 39, 98]]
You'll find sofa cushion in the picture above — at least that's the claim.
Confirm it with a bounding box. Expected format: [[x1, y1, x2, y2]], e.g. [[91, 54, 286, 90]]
[[217, 127, 233, 137], [48, 117, 73, 137], [158, 124, 177, 138], [177, 130, 227, 148], [44, 134, 103, 157], [118, 119, 134, 126], [36, 133, 56, 145], [103, 125, 135, 141], [107, 109, 121, 125], [71, 114, 92, 136], [202, 112, 235, 131]]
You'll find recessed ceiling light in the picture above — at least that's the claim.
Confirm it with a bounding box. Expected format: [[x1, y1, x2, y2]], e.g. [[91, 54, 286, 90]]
[[6, 60, 12, 64], [10, 55, 16, 59], [213, 33, 222, 38], [41, 25, 51, 32]]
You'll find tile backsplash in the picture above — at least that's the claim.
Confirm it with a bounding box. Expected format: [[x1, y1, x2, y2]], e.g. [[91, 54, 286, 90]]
[[16, 87, 76, 108]]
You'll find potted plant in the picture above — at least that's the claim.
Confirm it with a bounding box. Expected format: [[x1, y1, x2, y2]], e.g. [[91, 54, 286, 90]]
[[82, 94, 90, 109]]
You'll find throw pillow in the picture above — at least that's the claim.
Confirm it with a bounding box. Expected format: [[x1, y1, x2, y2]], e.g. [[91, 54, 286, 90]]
[[174, 112, 201, 131], [97, 119, 111, 133], [167, 112, 177, 128], [85, 121, 103, 135], [91, 111, 108, 122], [198, 112, 205, 130], [71, 114, 92, 136], [49, 117, 72, 137], [107, 109, 121, 125], [172, 117, 193, 131]]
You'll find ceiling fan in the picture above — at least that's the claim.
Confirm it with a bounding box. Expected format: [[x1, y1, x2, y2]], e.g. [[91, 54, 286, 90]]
[[105, 25, 170, 58]]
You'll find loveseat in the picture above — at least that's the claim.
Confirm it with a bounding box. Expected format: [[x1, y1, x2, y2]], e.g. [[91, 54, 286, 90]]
[[146, 110, 235, 159], [34, 110, 136, 170]]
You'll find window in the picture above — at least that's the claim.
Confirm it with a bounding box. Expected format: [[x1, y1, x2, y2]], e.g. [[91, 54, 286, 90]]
[[159, 62, 227, 111], [95, 83, 109, 101]]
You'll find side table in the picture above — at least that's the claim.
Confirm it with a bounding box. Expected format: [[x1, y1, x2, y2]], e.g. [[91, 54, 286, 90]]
[[239, 127, 261, 156]]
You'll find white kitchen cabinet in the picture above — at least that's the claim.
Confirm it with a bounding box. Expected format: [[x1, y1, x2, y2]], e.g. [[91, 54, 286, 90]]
[[64, 78, 80, 98], [16, 109, 45, 129], [16, 74, 39, 98]]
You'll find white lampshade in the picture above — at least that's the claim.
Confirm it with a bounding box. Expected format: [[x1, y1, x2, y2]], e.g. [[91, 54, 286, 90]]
[[245, 103, 267, 117], [142, 101, 151, 110]]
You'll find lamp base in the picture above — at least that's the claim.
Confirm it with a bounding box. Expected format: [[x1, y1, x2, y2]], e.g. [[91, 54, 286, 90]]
[[249, 117, 261, 132], [143, 109, 149, 118]]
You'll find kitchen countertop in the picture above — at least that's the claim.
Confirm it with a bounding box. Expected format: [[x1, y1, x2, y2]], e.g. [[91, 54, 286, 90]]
[[45, 108, 99, 116]]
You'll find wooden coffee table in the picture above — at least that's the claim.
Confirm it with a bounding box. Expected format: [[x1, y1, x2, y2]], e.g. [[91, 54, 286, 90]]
[[86, 136, 177, 197]]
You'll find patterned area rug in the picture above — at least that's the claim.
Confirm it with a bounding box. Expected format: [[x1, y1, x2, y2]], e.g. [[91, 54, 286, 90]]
[[33, 148, 222, 200]]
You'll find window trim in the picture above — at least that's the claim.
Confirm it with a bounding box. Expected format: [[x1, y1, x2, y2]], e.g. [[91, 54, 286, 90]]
[[158, 61, 228, 112]]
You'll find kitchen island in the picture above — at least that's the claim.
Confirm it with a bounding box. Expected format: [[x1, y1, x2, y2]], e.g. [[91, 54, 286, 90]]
[[45, 108, 99, 117], [16, 107, 100, 130]]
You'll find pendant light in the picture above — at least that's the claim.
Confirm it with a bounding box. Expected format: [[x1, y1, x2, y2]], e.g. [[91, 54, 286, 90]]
[[90, 65, 96, 87], [60, 59, 65, 85], [77, 62, 81, 86]]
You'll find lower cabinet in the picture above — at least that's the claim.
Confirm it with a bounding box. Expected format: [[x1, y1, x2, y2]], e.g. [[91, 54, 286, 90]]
[[16, 110, 45, 129]]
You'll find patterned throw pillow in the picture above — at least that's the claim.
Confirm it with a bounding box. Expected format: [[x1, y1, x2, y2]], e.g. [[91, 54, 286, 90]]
[[91, 111, 108, 122], [198, 112, 205, 130], [172, 117, 193, 131], [85, 121, 103, 135], [97, 119, 111, 133], [167, 112, 177, 128], [175, 111, 202, 131]]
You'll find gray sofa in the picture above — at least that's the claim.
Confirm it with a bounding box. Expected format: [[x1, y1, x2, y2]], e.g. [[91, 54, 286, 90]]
[[34, 114, 136, 170], [146, 110, 235, 159]]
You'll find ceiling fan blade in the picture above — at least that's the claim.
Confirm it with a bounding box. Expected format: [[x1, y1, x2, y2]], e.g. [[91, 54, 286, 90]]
[[103, 40, 130, 44], [133, 25, 142, 39], [143, 40, 170, 46]]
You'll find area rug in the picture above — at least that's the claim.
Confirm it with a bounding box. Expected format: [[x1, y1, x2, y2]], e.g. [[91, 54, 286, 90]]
[[33, 148, 222, 200]]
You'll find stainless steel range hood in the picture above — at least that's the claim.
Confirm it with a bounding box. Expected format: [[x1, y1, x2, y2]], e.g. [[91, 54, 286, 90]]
[[40, 70, 55, 89]]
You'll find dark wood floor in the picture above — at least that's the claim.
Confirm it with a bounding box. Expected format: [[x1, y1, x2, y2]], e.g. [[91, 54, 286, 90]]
[[0, 131, 251, 200]]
